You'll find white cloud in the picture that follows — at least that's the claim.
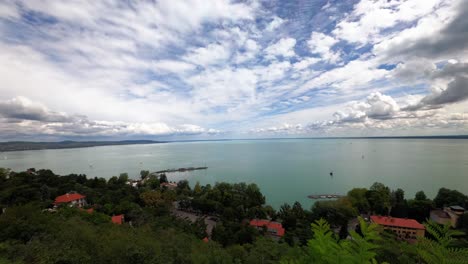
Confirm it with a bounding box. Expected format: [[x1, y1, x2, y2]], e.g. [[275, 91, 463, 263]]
[[153, 60, 196, 73], [333, 0, 441, 45], [307, 32, 341, 63], [264, 38, 297, 58], [265, 16, 285, 31], [183, 43, 231, 67], [293, 57, 320, 71], [187, 67, 258, 107]]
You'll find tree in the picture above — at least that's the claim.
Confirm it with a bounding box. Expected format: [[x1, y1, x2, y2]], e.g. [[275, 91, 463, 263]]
[[159, 174, 168, 184], [140, 170, 149, 180], [194, 182, 202, 195], [367, 182, 391, 215], [390, 188, 408, 218], [433, 188, 468, 208], [415, 191, 427, 201], [407, 191, 433, 222], [348, 188, 370, 213]]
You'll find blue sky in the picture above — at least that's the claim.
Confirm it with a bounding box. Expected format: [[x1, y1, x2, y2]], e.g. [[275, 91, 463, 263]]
[[0, 0, 467, 140]]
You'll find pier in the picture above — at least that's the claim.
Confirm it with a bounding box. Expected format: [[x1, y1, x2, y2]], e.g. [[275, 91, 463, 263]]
[[307, 194, 344, 200], [154, 166, 208, 174]]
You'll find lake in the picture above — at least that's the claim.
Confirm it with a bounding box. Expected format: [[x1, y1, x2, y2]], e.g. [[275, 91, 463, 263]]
[[1, 139, 468, 209]]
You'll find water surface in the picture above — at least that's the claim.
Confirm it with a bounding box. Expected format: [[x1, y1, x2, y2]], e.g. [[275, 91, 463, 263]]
[[1, 139, 467, 209]]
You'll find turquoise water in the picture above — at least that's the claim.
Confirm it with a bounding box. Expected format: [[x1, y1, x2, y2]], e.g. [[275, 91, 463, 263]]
[[1, 139, 468, 209]]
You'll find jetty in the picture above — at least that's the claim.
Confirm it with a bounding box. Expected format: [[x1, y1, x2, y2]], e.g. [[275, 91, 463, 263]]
[[307, 194, 344, 200], [154, 166, 208, 174]]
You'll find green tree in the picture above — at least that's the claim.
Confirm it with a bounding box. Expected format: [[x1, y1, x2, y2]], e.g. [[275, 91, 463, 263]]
[[366, 182, 391, 215], [415, 191, 427, 201], [140, 170, 149, 180], [433, 188, 468, 208], [348, 188, 370, 213]]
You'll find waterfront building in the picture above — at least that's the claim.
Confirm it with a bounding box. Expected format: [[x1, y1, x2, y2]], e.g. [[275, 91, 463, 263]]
[[370, 215, 425, 243]]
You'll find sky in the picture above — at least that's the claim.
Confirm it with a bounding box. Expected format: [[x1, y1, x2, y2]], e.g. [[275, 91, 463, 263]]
[[0, 0, 467, 141]]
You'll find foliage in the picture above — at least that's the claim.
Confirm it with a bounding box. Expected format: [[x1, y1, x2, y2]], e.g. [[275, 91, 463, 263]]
[[417, 221, 468, 264], [292, 217, 384, 264], [366, 182, 391, 215], [433, 188, 468, 208], [347, 188, 370, 213]]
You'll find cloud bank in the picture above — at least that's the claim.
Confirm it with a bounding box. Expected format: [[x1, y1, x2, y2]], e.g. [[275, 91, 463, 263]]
[[0, 0, 467, 140]]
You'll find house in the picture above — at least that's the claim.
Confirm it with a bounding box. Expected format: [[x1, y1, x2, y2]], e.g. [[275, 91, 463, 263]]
[[370, 215, 425, 243], [112, 214, 124, 225], [431, 205, 466, 228], [250, 219, 285, 240], [161, 182, 178, 190], [54, 192, 87, 208]]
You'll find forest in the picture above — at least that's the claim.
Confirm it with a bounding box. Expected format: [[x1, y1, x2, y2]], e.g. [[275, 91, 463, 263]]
[[0, 167, 467, 264]]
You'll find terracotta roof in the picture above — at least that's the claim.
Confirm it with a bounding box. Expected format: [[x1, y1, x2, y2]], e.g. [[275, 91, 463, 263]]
[[54, 193, 85, 204], [112, 214, 124, 225], [161, 182, 177, 187], [250, 219, 285, 237], [371, 215, 425, 230], [79, 208, 94, 214], [202, 237, 209, 243]]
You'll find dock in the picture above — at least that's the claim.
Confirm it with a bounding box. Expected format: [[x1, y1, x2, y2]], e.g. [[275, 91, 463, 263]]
[[154, 166, 208, 174], [307, 194, 344, 200]]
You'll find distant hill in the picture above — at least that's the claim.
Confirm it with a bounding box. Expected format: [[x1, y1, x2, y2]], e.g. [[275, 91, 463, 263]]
[[0, 140, 164, 152]]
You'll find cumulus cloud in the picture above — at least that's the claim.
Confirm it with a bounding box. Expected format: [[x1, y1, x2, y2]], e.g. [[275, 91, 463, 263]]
[[0, 97, 75, 123], [403, 62, 468, 110], [0, 0, 467, 139], [375, 0, 468, 61], [265, 16, 285, 32], [264, 38, 296, 58], [307, 32, 341, 63], [0, 97, 219, 138], [333, 92, 400, 123], [183, 43, 231, 67]]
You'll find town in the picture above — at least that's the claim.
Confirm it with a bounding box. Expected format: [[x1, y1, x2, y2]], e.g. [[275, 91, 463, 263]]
[[0, 168, 467, 263]]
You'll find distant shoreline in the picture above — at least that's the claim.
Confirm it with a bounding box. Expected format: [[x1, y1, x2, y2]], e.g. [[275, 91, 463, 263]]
[[1, 135, 467, 152], [0, 140, 165, 152]]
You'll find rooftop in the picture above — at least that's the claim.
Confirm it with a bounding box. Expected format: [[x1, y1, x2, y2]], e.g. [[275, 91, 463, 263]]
[[54, 193, 85, 204], [431, 210, 450, 219], [449, 205, 465, 211], [112, 214, 124, 225], [250, 219, 285, 237], [371, 215, 425, 230]]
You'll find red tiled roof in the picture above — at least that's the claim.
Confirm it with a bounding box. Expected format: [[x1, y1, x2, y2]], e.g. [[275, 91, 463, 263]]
[[79, 208, 94, 214], [202, 237, 209, 243], [161, 182, 177, 187], [250, 219, 285, 237], [112, 214, 124, 225], [371, 215, 425, 230], [54, 193, 85, 204]]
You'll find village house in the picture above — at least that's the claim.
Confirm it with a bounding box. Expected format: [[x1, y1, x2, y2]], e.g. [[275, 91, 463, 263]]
[[54, 192, 87, 208], [161, 182, 178, 190], [370, 215, 425, 243], [430, 205, 466, 228], [250, 219, 285, 240], [111, 214, 124, 225]]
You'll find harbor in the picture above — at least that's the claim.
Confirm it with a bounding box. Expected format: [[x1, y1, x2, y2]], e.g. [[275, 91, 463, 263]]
[[307, 194, 344, 200]]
